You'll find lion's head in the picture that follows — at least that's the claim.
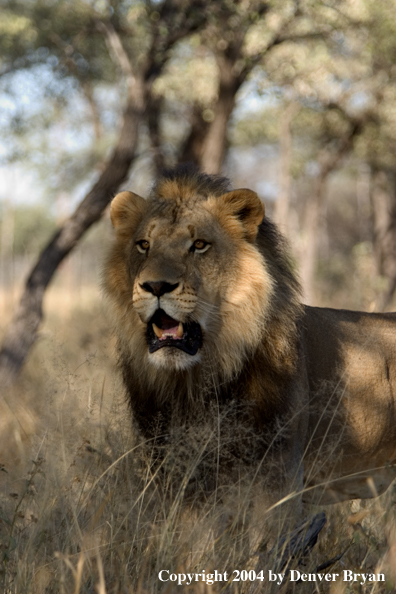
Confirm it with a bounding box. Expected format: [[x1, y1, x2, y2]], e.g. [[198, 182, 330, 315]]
[[103, 166, 301, 401]]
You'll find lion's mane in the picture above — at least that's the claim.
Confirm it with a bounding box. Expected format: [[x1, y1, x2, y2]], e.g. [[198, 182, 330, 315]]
[[103, 165, 302, 440]]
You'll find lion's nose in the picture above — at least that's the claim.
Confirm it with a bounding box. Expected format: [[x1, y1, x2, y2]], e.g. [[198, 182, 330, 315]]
[[140, 281, 179, 297]]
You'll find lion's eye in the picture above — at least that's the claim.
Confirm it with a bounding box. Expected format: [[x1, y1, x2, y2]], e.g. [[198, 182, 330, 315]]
[[136, 240, 150, 253], [191, 239, 210, 253]]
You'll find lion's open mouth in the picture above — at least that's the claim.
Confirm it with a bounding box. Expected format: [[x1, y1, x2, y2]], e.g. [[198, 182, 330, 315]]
[[147, 309, 202, 355]]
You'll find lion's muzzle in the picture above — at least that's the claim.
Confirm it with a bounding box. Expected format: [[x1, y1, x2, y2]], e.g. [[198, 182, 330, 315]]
[[147, 309, 203, 355]]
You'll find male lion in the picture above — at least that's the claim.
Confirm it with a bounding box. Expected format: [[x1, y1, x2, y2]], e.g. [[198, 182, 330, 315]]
[[103, 164, 396, 507]]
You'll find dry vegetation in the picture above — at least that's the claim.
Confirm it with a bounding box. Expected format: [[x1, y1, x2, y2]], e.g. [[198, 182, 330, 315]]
[[0, 279, 395, 594], [2, 0, 396, 590]]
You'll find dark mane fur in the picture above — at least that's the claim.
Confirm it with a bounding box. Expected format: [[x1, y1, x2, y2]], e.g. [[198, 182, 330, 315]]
[[258, 217, 302, 323], [137, 170, 301, 432]]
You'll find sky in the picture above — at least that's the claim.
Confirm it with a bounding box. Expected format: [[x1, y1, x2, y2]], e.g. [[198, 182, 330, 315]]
[[0, 165, 43, 206]]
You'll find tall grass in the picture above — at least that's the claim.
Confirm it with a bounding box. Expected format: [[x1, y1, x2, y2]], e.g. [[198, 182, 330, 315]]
[[0, 286, 395, 593]]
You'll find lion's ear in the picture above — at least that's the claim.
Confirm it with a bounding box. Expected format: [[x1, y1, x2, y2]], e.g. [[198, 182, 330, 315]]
[[218, 189, 265, 242], [110, 191, 146, 235]]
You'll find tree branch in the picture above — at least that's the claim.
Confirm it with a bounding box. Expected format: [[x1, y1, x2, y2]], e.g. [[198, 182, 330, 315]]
[[144, 0, 209, 79], [0, 87, 143, 387], [96, 20, 135, 85]]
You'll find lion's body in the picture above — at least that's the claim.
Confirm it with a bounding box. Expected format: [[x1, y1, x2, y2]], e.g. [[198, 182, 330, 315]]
[[103, 165, 396, 504], [302, 306, 396, 500]]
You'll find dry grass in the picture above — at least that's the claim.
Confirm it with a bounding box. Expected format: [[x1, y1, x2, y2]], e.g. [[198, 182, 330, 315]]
[[0, 284, 395, 593]]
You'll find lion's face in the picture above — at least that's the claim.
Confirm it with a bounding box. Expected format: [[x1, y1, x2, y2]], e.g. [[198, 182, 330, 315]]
[[104, 178, 273, 377], [130, 212, 220, 369]]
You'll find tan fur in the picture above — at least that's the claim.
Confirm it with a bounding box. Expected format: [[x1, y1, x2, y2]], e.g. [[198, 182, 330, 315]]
[[103, 166, 396, 505]]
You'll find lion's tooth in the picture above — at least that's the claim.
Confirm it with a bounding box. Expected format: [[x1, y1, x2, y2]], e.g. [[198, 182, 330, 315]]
[[177, 322, 183, 338], [153, 323, 163, 338]]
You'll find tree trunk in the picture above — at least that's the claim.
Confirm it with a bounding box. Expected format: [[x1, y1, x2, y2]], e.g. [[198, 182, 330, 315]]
[[370, 168, 396, 310], [274, 101, 299, 236], [0, 201, 15, 297], [178, 104, 211, 166], [300, 169, 328, 305], [300, 123, 361, 304], [147, 94, 166, 176], [200, 55, 241, 175], [0, 83, 145, 387]]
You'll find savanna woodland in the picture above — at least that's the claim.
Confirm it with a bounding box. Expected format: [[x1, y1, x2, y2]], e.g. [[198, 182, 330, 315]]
[[1, 0, 396, 592]]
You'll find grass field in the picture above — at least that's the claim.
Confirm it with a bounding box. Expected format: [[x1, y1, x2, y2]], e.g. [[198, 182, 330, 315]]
[[0, 284, 395, 593]]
